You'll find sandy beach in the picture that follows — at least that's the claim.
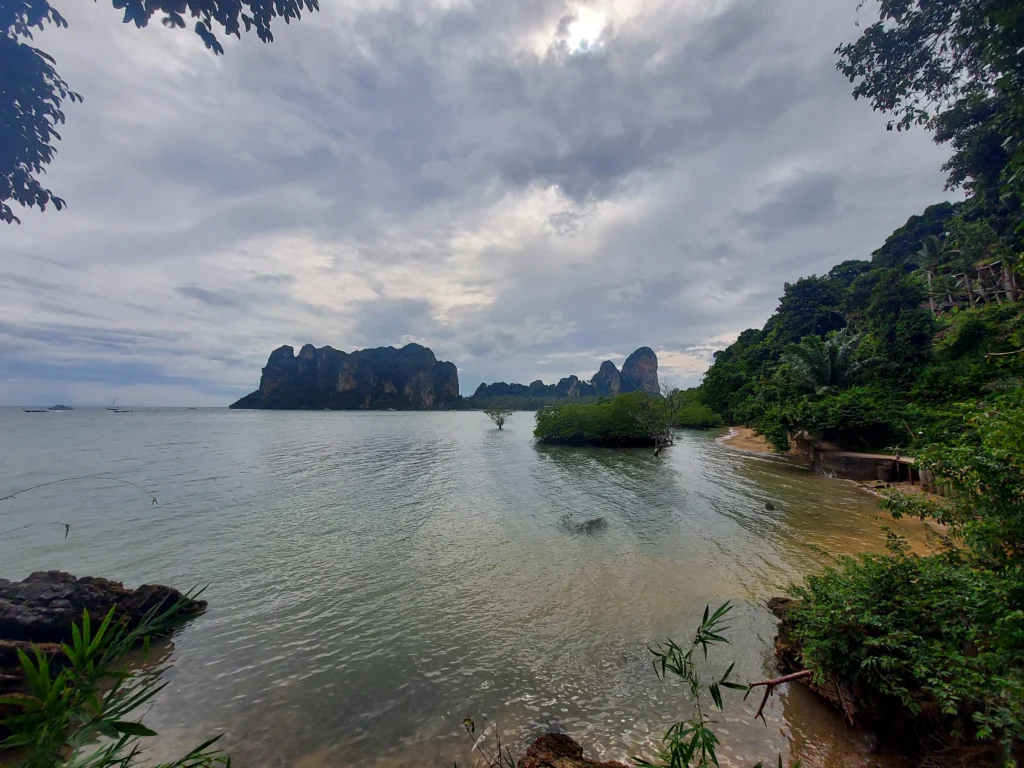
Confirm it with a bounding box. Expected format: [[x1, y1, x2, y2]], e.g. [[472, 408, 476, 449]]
[[717, 426, 776, 454]]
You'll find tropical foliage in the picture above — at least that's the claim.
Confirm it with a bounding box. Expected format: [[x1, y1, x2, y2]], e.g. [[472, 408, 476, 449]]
[[786, 393, 1024, 760], [780, 329, 875, 395], [533, 392, 669, 448], [640, 604, 799, 768], [672, 389, 724, 430], [698, 211, 1024, 451], [0, 594, 229, 768], [484, 404, 514, 430], [696, 0, 1024, 452]]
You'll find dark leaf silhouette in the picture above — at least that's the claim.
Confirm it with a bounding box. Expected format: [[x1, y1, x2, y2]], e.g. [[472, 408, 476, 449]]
[[2, 0, 319, 225]]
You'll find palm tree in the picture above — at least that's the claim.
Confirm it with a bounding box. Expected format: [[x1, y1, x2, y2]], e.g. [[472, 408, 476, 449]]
[[782, 329, 876, 395], [916, 234, 959, 314]]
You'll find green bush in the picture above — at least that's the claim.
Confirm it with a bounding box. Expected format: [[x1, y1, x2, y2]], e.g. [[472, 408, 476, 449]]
[[800, 386, 903, 449], [751, 404, 794, 452], [787, 394, 1024, 757], [674, 403, 723, 430], [533, 392, 663, 447], [789, 548, 1023, 748]]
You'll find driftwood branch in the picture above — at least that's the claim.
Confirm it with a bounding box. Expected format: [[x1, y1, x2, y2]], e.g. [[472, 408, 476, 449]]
[[748, 669, 812, 723]]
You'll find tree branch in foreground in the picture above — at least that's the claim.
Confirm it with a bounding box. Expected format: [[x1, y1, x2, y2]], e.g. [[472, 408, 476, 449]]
[[747, 670, 812, 723]]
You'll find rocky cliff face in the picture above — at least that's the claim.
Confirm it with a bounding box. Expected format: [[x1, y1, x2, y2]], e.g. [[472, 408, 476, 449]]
[[591, 360, 622, 397], [621, 347, 659, 394], [554, 375, 597, 398], [591, 348, 659, 396], [231, 343, 460, 410]]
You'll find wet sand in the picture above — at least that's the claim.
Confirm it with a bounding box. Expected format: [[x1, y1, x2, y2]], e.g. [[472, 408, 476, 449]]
[[718, 426, 777, 454]]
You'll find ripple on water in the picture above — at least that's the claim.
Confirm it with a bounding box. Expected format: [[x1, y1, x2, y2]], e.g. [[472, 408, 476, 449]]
[[0, 409, 903, 767]]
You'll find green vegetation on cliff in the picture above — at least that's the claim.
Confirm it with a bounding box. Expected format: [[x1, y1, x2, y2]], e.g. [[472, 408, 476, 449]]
[[698, 0, 1024, 454], [787, 392, 1024, 759], [746, 0, 1024, 762], [698, 208, 1024, 451]]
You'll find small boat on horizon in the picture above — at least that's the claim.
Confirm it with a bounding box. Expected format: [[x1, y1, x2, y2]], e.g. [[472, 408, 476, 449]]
[[48, 404, 74, 411], [23, 408, 48, 413]]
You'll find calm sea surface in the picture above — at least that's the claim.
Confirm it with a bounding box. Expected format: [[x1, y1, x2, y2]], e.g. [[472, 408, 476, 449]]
[[1, 408, 899, 767]]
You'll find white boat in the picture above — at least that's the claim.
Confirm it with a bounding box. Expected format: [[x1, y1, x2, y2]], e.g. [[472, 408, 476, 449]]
[[48, 404, 74, 411]]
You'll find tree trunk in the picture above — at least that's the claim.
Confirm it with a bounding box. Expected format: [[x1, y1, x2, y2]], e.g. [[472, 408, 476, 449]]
[[926, 272, 936, 314], [1004, 266, 1018, 303]]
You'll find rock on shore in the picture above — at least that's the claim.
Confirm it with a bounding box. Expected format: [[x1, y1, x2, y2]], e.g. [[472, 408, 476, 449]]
[[0, 571, 205, 692], [520, 733, 628, 768]]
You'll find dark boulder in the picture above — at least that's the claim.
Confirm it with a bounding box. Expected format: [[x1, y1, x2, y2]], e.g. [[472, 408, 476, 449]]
[[0, 571, 204, 693], [520, 733, 627, 768]]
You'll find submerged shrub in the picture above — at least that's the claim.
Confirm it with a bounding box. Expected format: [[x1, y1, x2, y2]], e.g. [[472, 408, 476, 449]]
[[534, 392, 668, 448]]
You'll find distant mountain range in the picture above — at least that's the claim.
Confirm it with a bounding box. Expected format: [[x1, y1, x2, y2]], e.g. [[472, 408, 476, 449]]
[[230, 343, 660, 410], [230, 343, 459, 410], [473, 347, 660, 400]]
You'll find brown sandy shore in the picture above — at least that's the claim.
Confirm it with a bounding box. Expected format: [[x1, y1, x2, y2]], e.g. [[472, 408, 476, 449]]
[[717, 426, 776, 454], [717, 425, 947, 510]]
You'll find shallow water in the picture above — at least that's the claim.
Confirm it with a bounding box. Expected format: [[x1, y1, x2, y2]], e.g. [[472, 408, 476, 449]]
[[1, 408, 901, 767]]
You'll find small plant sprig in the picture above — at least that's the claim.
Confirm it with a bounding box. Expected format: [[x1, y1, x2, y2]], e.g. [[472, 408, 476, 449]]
[[636, 603, 748, 768], [0, 590, 229, 768], [637, 603, 801, 768], [461, 717, 519, 768]]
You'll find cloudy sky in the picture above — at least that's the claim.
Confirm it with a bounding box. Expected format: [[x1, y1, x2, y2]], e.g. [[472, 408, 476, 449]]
[[2, 0, 957, 405]]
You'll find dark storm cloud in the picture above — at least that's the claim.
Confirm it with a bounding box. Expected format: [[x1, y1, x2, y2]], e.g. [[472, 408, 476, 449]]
[[0, 0, 958, 404]]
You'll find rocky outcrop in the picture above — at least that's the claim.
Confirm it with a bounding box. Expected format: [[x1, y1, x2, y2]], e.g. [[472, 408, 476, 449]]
[[553, 375, 597, 399], [473, 347, 658, 401], [0, 572, 204, 693], [621, 347, 659, 394], [520, 733, 627, 768], [230, 343, 460, 410], [591, 361, 621, 397]]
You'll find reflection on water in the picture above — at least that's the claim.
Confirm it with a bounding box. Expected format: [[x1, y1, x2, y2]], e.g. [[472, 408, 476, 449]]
[[0, 409, 905, 767]]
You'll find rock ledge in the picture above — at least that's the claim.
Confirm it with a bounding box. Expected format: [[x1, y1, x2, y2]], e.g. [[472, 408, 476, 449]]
[[0, 571, 204, 692]]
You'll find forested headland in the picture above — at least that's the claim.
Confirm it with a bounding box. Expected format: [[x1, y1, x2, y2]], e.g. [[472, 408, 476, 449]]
[[686, 1, 1024, 762], [697, 200, 1023, 453]]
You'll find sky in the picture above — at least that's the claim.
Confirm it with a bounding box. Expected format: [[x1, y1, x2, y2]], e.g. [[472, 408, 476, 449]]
[[1, 0, 958, 406]]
